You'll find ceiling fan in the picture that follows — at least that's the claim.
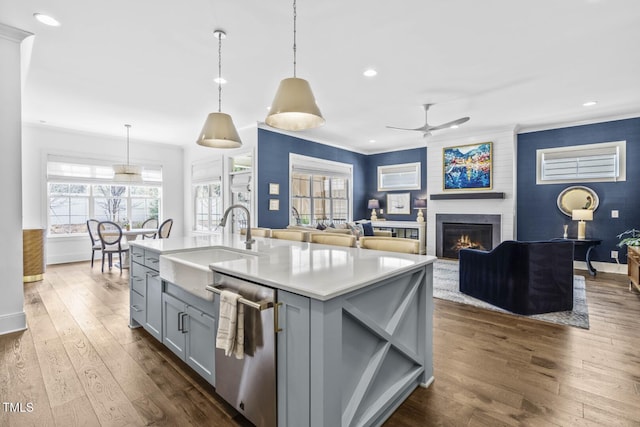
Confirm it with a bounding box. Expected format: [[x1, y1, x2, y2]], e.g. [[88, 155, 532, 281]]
[[386, 103, 470, 137]]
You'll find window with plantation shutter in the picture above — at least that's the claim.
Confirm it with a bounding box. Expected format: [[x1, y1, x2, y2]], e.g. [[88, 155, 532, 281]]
[[536, 140, 626, 184]]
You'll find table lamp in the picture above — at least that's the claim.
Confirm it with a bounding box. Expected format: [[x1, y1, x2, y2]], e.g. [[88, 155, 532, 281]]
[[368, 199, 380, 221], [572, 209, 593, 240], [414, 198, 427, 222]]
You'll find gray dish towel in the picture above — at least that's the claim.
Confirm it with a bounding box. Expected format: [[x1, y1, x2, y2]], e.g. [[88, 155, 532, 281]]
[[215, 290, 245, 359]]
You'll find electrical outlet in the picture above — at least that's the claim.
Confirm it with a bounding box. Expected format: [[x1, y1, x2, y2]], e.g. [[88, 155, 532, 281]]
[[611, 210, 619, 218], [611, 250, 619, 259]]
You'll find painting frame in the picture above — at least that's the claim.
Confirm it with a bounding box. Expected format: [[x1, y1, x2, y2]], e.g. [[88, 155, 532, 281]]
[[443, 142, 493, 191], [386, 193, 411, 215]]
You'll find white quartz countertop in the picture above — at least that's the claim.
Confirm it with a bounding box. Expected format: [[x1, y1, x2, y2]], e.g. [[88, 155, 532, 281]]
[[130, 233, 436, 301]]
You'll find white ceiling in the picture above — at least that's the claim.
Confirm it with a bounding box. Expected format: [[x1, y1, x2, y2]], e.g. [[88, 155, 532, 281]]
[[2, 0, 640, 153]]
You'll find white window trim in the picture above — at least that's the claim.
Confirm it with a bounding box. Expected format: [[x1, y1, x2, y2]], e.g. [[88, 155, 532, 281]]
[[377, 162, 421, 191], [536, 140, 626, 185]]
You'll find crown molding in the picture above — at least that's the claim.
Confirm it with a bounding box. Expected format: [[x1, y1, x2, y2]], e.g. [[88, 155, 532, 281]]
[[0, 23, 33, 43]]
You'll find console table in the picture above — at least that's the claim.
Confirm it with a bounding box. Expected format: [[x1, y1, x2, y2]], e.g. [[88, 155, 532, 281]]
[[553, 238, 602, 276], [371, 220, 426, 255]]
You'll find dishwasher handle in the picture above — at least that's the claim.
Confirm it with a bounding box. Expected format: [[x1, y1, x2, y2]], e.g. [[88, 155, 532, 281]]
[[205, 285, 273, 311]]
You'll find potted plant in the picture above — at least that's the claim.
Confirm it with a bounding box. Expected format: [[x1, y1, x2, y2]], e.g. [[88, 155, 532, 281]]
[[617, 228, 640, 248]]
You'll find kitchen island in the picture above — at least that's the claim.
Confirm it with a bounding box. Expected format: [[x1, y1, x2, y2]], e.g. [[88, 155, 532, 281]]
[[128, 233, 435, 427]]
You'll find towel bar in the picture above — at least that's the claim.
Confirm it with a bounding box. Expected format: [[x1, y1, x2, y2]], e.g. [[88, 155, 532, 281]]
[[205, 284, 273, 311]]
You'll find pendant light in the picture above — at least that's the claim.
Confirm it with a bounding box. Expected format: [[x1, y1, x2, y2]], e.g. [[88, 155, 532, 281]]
[[113, 124, 143, 182], [265, 0, 325, 131], [197, 29, 242, 148]]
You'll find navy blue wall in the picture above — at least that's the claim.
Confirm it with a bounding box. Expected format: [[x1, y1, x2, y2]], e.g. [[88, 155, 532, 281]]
[[366, 148, 428, 221], [517, 117, 640, 263], [257, 128, 368, 229]]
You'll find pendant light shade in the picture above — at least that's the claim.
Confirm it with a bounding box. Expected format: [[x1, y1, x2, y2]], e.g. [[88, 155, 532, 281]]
[[197, 112, 242, 148], [265, 0, 324, 131], [196, 29, 242, 149], [265, 77, 325, 131], [113, 124, 143, 183]]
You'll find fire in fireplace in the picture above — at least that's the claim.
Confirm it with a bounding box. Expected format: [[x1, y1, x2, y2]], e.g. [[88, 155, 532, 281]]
[[442, 222, 492, 259]]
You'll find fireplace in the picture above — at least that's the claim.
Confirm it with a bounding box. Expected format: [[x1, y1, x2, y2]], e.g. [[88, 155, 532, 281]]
[[436, 214, 501, 259]]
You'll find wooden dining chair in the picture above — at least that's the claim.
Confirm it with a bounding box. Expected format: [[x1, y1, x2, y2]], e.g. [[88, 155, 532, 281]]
[[141, 217, 158, 239], [86, 219, 102, 268], [97, 221, 130, 273], [158, 218, 173, 239]]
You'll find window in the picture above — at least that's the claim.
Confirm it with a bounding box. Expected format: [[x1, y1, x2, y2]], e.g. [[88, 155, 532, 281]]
[[290, 154, 352, 225], [536, 140, 626, 184], [377, 162, 421, 191], [192, 159, 223, 232], [194, 183, 222, 232], [47, 156, 162, 235]]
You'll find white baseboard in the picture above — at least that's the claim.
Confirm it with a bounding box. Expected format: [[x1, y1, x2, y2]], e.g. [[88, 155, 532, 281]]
[[573, 260, 627, 275], [0, 311, 27, 336]]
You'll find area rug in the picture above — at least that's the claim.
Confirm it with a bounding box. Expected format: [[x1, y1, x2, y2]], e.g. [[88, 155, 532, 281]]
[[433, 259, 590, 329]]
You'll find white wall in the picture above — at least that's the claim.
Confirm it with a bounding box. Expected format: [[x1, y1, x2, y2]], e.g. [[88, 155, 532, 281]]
[[426, 127, 517, 255], [0, 23, 32, 335], [22, 125, 184, 264]]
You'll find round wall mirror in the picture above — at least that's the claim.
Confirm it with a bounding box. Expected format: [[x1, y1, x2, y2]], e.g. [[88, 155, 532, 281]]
[[556, 186, 599, 217]]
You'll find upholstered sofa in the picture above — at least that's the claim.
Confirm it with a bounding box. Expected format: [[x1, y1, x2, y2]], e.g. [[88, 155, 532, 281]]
[[459, 240, 574, 315]]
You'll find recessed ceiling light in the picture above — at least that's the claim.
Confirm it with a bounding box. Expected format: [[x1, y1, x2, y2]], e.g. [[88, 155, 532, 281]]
[[583, 101, 597, 107], [450, 125, 459, 129], [33, 13, 60, 27], [214, 77, 227, 84], [363, 69, 377, 77], [369, 139, 376, 143]]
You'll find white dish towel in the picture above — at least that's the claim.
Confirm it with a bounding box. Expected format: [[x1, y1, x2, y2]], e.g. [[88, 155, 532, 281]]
[[215, 290, 245, 359]]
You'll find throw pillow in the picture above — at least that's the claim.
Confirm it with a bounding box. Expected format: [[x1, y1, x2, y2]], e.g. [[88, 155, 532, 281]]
[[362, 222, 374, 236], [316, 223, 326, 230]]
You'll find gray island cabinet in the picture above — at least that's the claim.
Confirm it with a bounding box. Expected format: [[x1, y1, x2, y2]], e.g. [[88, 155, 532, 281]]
[[129, 235, 435, 427]]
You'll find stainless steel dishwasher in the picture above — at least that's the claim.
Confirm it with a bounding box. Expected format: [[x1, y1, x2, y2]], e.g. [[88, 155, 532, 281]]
[[206, 271, 277, 427]]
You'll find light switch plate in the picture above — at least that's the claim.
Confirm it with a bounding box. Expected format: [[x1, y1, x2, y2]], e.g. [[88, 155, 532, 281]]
[[611, 210, 619, 218]]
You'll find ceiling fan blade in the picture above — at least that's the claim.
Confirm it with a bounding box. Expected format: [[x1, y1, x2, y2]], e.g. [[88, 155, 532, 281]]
[[386, 125, 428, 132], [427, 116, 470, 131]]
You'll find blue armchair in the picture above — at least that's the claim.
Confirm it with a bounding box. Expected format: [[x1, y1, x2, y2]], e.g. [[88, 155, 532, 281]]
[[459, 240, 574, 315]]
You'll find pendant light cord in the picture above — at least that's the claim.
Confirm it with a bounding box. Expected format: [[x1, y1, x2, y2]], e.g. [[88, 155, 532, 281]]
[[218, 32, 222, 112], [125, 124, 131, 166], [292, 0, 297, 77]]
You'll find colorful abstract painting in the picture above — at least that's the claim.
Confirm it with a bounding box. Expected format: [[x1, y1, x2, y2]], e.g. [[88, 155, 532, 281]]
[[443, 142, 492, 190]]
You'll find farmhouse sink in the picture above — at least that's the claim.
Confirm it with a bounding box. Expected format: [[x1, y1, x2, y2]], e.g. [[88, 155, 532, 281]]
[[159, 247, 257, 293]]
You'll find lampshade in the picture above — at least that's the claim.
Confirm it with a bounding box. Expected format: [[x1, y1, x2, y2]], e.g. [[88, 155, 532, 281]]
[[414, 198, 427, 208], [113, 164, 143, 183], [367, 199, 380, 210], [264, 0, 325, 131], [572, 209, 593, 221], [265, 77, 325, 131], [197, 112, 242, 148], [113, 124, 143, 183], [196, 29, 242, 149]]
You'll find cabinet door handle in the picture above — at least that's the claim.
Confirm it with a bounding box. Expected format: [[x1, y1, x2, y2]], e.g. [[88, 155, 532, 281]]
[[177, 311, 183, 331], [131, 305, 142, 312], [181, 313, 188, 333], [146, 272, 159, 278], [274, 302, 283, 333]]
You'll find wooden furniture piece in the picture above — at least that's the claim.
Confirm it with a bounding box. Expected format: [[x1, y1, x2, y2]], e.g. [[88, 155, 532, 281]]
[[628, 245, 640, 292], [370, 220, 426, 254], [23, 228, 45, 282], [141, 218, 159, 239], [86, 219, 102, 268], [97, 221, 130, 273], [158, 218, 174, 239]]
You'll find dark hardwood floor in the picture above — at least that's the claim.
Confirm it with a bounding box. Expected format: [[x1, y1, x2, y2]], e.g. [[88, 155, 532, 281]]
[[1, 263, 639, 426]]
